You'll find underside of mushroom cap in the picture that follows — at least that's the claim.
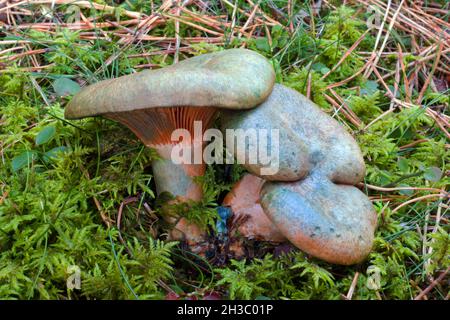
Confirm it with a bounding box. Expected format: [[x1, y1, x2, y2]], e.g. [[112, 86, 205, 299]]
[[64, 48, 275, 119]]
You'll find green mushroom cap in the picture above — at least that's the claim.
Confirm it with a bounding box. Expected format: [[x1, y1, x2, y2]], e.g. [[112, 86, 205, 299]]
[[64, 48, 275, 119]]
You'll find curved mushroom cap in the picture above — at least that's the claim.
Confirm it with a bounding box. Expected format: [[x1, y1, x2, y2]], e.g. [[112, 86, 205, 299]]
[[221, 84, 365, 183], [260, 172, 377, 265], [65, 48, 275, 119], [223, 174, 286, 242]]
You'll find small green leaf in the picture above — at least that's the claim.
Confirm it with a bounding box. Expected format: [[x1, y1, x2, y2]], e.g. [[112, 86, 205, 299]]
[[35, 126, 56, 146], [361, 80, 379, 95], [320, 67, 331, 75], [312, 63, 324, 70], [271, 25, 283, 35], [52, 78, 80, 97], [271, 38, 278, 49], [11, 151, 36, 172], [379, 170, 392, 185], [397, 157, 409, 172], [43, 146, 68, 162], [312, 62, 329, 74], [423, 167, 443, 182], [255, 37, 271, 53]]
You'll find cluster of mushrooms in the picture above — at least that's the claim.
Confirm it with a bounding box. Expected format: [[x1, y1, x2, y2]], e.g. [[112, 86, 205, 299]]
[[65, 49, 377, 265]]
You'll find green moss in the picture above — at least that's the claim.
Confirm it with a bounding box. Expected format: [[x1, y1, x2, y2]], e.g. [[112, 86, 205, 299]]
[[0, 2, 448, 300]]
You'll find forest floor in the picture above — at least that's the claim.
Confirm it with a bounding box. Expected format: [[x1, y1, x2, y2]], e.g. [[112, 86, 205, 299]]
[[0, 0, 449, 300]]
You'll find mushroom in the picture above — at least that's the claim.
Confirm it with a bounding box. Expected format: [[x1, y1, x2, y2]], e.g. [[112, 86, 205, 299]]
[[220, 84, 376, 264], [64, 49, 275, 246]]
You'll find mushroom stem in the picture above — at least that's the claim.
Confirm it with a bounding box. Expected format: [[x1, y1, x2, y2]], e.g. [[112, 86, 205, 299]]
[[152, 143, 209, 249], [152, 145, 205, 202]]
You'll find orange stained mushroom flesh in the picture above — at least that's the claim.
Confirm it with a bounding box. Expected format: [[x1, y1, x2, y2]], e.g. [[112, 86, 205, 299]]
[[223, 174, 286, 243]]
